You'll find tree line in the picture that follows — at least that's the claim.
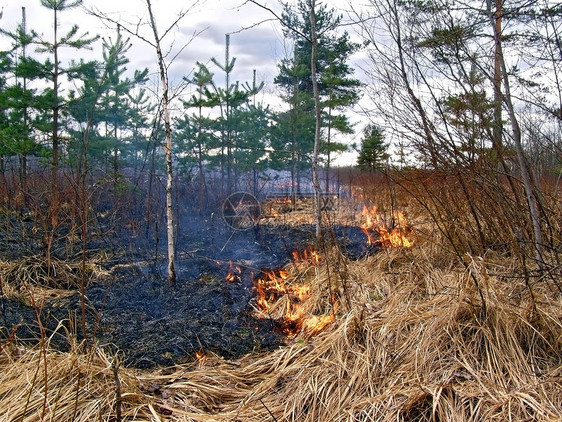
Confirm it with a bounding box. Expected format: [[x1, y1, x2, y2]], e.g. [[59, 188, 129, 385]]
[[0, 0, 560, 286], [0, 1, 363, 209]]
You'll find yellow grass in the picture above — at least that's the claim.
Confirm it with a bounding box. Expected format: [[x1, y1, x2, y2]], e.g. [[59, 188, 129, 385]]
[[1, 198, 561, 421], [0, 342, 154, 421]]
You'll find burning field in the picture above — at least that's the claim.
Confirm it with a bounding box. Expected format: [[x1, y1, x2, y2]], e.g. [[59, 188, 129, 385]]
[[0, 197, 408, 367], [0, 192, 561, 421]]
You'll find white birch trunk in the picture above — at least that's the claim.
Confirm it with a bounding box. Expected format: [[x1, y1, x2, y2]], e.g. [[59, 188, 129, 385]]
[[309, 0, 323, 240], [146, 0, 176, 284]]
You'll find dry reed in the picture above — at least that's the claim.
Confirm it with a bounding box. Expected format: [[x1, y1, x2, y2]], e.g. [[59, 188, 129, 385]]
[[0, 341, 156, 421], [1, 199, 561, 421], [141, 244, 561, 421], [0, 254, 107, 296]]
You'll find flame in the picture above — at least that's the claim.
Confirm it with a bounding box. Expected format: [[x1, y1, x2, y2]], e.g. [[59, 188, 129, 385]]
[[278, 301, 337, 337], [292, 245, 322, 264], [254, 269, 290, 311], [360, 206, 413, 248], [292, 284, 310, 301], [302, 312, 335, 336], [253, 265, 335, 338], [195, 350, 208, 364], [225, 260, 242, 282]]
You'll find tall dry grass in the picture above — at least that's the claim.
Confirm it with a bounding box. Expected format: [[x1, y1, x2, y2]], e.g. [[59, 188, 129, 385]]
[[143, 242, 561, 421], [0, 340, 159, 421], [1, 174, 561, 421]]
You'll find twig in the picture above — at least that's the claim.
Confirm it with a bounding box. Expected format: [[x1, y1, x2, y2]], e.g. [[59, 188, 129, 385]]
[[259, 398, 278, 421], [112, 359, 122, 422]]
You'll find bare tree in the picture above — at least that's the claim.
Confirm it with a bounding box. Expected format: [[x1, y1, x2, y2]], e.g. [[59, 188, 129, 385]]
[[351, 0, 557, 283], [89, 1, 202, 285], [485, 0, 544, 268], [308, 0, 322, 240], [144, 0, 176, 284]]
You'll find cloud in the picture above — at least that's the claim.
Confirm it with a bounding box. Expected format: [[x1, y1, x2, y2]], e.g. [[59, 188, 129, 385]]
[[0, 0, 363, 165]]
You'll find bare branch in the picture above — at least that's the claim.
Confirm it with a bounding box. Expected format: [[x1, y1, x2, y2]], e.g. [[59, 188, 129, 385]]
[[160, 0, 203, 41], [229, 17, 279, 34], [86, 6, 154, 47], [244, 0, 310, 41]]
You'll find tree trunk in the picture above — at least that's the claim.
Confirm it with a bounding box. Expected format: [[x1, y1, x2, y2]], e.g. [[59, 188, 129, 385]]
[[309, 0, 323, 240], [197, 100, 207, 212], [325, 106, 332, 193], [46, 4, 61, 272], [486, 0, 544, 269], [146, 0, 176, 285]]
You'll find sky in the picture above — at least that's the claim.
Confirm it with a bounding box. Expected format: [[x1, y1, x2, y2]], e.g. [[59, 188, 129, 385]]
[[0, 0, 367, 165], [1, 0, 288, 90]]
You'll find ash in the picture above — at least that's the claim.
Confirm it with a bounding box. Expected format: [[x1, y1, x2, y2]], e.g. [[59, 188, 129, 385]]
[[1, 212, 369, 369]]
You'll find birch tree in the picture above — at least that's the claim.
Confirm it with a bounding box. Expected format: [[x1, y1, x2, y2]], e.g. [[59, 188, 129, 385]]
[[89, 1, 201, 285], [308, 0, 322, 239], [144, 0, 177, 284]]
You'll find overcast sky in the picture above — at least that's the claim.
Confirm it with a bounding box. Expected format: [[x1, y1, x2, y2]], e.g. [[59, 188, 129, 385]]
[[0, 0, 365, 165], [1, 0, 315, 96]]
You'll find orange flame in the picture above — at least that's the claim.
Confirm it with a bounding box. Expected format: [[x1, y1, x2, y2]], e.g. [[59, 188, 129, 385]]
[[225, 260, 242, 282], [292, 245, 322, 264], [302, 311, 335, 336], [253, 266, 335, 338], [195, 350, 208, 364], [360, 206, 413, 248], [275, 197, 292, 204]]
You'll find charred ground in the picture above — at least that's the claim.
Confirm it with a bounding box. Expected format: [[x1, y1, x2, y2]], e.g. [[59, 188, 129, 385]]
[[0, 207, 370, 368]]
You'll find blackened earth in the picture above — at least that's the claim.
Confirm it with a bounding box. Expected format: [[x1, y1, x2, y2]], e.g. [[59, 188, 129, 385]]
[[0, 217, 371, 369]]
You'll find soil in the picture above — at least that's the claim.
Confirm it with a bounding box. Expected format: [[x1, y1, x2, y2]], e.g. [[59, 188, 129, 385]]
[[0, 214, 371, 369]]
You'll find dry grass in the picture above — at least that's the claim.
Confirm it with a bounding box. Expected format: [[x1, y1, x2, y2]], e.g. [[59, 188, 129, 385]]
[[1, 197, 561, 421], [144, 245, 561, 421], [0, 341, 157, 421], [0, 254, 108, 302]]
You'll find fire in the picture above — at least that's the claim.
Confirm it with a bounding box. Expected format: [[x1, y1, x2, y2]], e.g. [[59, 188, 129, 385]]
[[360, 205, 413, 248], [195, 350, 208, 364], [302, 311, 335, 336], [253, 262, 335, 338], [225, 260, 242, 282], [275, 197, 292, 205], [278, 301, 337, 337], [291, 245, 322, 264], [254, 268, 293, 311]]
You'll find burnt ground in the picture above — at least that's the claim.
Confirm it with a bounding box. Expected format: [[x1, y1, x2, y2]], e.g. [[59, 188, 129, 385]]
[[0, 215, 371, 369]]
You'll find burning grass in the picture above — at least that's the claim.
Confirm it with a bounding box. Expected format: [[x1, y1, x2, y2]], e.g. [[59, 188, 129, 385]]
[[0, 198, 560, 421], [2, 240, 560, 421], [129, 245, 561, 421], [252, 245, 337, 338]]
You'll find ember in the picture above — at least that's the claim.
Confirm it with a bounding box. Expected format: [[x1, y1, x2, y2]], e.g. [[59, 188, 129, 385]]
[[360, 205, 413, 248], [291, 245, 322, 264], [195, 350, 208, 365]]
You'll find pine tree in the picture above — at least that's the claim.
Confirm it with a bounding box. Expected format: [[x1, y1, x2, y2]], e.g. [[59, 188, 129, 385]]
[[179, 61, 218, 210], [210, 34, 254, 194], [99, 27, 148, 184], [34, 0, 99, 267], [357, 124, 389, 172], [273, 47, 316, 203], [274, 0, 361, 236], [0, 7, 43, 207], [36, 0, 99, 191]]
